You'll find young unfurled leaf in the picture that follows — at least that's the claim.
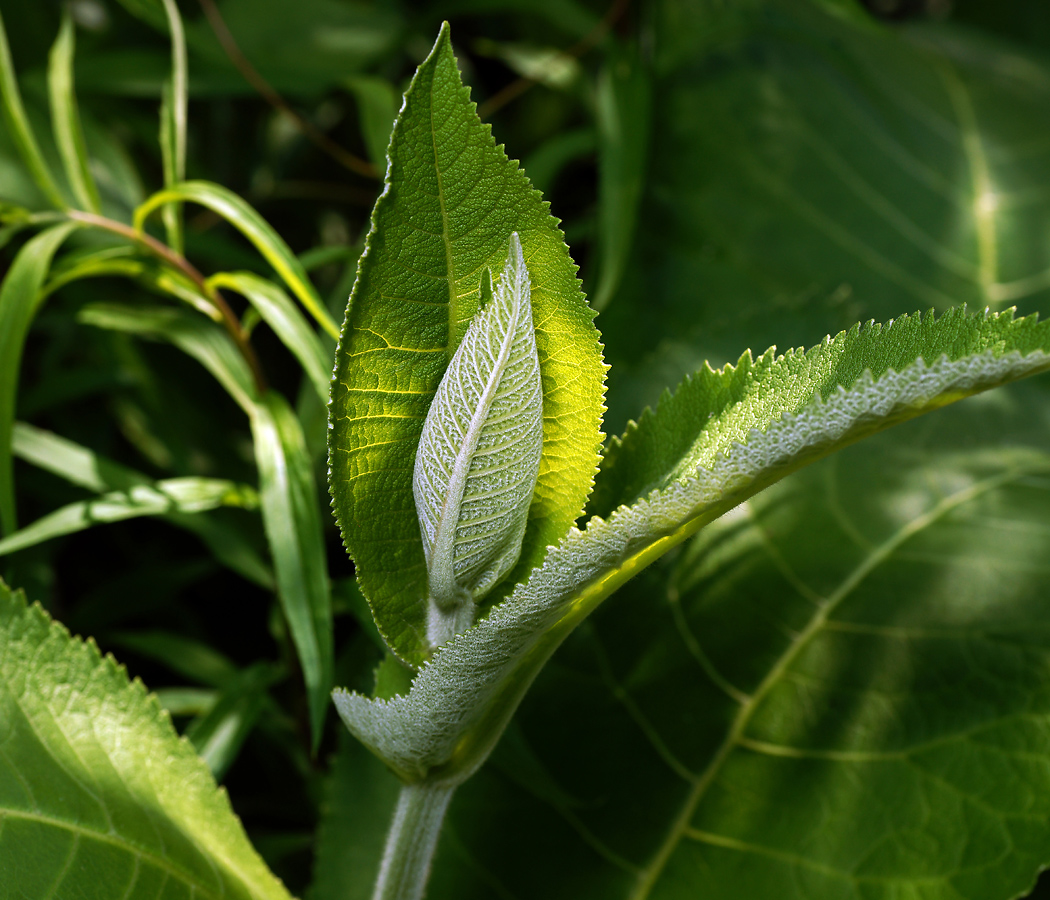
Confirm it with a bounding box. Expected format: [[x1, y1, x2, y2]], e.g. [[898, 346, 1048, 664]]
[[414, 233, 543, 648]]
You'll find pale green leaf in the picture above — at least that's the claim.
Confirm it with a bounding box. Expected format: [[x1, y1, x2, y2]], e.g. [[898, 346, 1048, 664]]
[[0, 476, 258, 557], [0, 10, 66, 209], [0, 578, 293, 900], [0, 222, 78, 535], [334, 307, 1050, 784], [328, 23, 606, 666], [47, 11, 101, 213], [414, 234, 544, 648], [251, 391, 333, 751], [133, 180, 339, 338], [208, 270, 331, 404]]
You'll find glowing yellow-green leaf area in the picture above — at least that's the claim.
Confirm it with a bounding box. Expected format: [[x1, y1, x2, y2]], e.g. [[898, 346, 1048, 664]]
[[328, 25, 606, 665]]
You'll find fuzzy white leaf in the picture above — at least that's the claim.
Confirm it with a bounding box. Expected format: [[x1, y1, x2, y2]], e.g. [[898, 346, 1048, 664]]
[[413, 232, 543, 647]]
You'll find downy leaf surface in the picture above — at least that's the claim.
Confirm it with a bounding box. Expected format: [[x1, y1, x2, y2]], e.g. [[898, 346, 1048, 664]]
[[0, 578, 293, 900], [414, 234, 544, 646], [334, 307, 1050, 784], [329, 23, 606, 665]]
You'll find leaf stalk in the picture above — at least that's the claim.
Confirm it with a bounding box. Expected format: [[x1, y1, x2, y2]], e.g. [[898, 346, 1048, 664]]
[[372, 781, 455, 900]]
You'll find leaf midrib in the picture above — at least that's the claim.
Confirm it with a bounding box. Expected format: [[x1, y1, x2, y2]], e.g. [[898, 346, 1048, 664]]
[[626, 462, 1045, 899], [429, 67, 459, 355]]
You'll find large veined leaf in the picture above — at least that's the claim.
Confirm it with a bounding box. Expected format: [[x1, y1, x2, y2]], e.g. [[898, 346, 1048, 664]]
[[0, 578, 293, 899], [329, 23, 606, 666], [602, 0, 1050, 432], [422, 383, 1050, 899], [334, 306, 1050, 784]]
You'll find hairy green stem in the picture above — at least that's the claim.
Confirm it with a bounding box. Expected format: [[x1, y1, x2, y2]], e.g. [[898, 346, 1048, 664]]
[[373, 782, 455, 900]]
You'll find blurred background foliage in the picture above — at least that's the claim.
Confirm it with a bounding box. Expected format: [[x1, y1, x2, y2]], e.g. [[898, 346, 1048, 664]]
[[5, 0, 1050, 897]]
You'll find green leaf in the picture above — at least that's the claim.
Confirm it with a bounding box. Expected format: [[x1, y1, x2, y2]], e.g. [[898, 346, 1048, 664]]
[[604, 0, 1050, 432], [79, 305, 333, 746], [345, 75, 399, 171], [0, 577, 294, 900], [0, 10, 66, 209], [0, 222, 78, 535], [309, 733, 400, 900], [432, 385, 1050, 899], [415, 235, 544, 648], [334, 306, 1050, 785], [78, 302, 259, 412], [591, 306, 1050, 518], [47, 10, 102, 214], [108, 629, 239, 688], [134, 181, 339, 339], [329, 23, 606, 666], [591, 41, 650, 313], [158, 0, 187, 252], [0, 475, 258, 558], [12, 421, 275, 589], [185, 662, 282, 780], [208, 270, 331, 404], [251, 391, 333, 751]]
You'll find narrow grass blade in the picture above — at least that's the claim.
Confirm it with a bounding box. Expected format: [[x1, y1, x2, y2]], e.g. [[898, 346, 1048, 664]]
[[185, 662, 281, 780], [159, 0, 187, 252], [591, 42, 650, 312], [108, 629, 239, 687], [0, 477, 257, 557], [251, 391, 333, 751], [13, 421, 275, 588], [208, 271, 331, 404], [47, 11, 101, 213], [0, 10, 66, 209], [78, 302, 259, 412], [0, 222, 78, 535], [345, 75, 399, 171], [78, 304, 332, 745], [134, 181, 339, 338], [41, 245, 222, 320]]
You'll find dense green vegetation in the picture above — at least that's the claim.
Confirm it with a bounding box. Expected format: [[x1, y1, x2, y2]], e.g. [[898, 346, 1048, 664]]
[[6, 1, 1050, 898]]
